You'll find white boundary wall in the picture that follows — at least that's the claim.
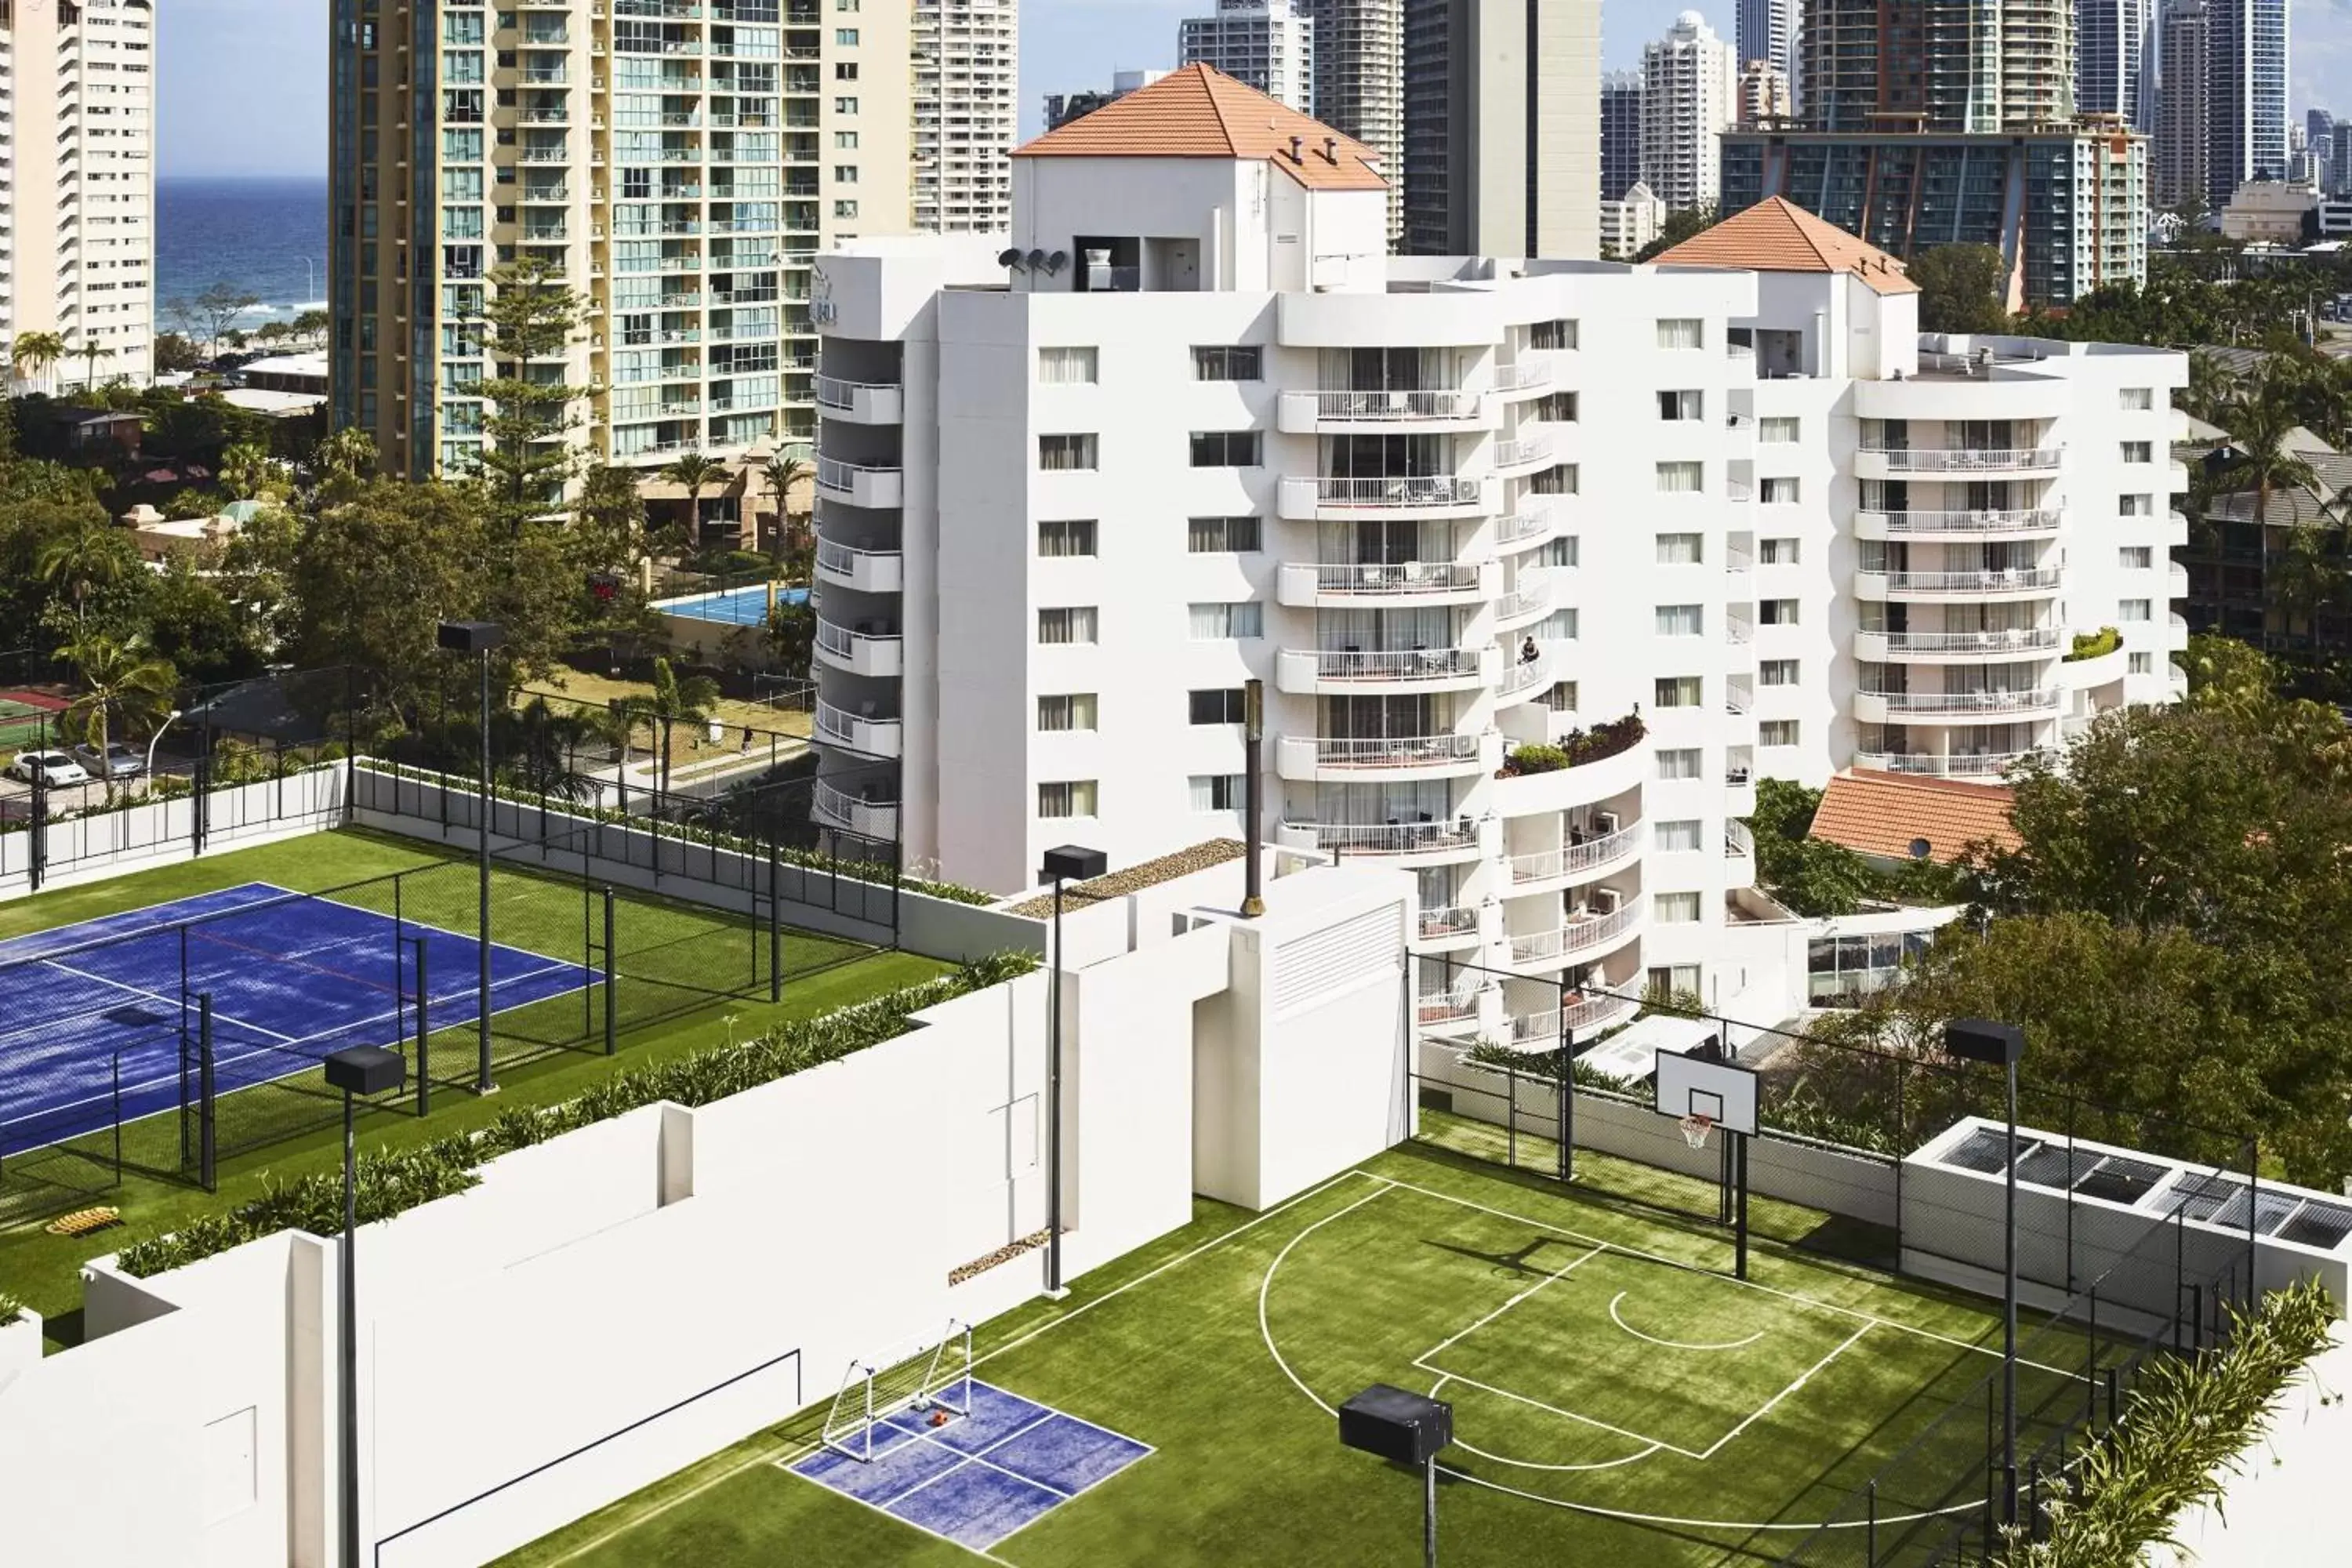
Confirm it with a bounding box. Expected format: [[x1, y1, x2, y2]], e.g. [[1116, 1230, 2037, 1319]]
[[0, 766, 348, 902]]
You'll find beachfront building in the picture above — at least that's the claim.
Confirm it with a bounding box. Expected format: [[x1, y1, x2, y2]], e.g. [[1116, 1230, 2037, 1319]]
[[800, 70, 2187, 1032], [1, 0, 155, 390]]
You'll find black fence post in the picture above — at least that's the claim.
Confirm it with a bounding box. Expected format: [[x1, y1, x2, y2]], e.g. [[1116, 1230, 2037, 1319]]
[[193, 731, 212, 856], [1506, 1064, 1518, 1169], [198, 993, 217, 1192], [768, 836, 782, 1004], [1865, 1479, 1877, 1566], [602, 885, 617, 1055], [412, 936, 430, 1116], [26, 770, 45, 894], [2086, 1287, 2100, 1426]]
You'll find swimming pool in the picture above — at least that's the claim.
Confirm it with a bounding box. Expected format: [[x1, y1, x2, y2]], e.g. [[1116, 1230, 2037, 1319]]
[[655, 583, 811, 626]]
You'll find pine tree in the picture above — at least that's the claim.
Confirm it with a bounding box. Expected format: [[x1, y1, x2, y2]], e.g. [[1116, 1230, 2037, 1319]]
[[471, 257, 590, 529]]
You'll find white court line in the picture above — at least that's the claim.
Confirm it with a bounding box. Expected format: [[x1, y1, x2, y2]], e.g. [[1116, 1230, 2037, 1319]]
[[1606, 1290, 1768, 1352], [1426, 1376, 1664, 1475], [1697, 1323, 1871, 1461], [0, 882, 287, 964], [35, 957, 299, 1042], [775, 1452, 1019, 1567], [1412, 1367, 1708, 1461], [1416, 1241, 1606, 1363], [1256, 1185, 1408, 1416]]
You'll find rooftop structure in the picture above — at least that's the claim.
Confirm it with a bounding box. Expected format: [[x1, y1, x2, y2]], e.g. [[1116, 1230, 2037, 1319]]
[[1807, 768, 2021, 863], [1177, 0, 1315, 115]]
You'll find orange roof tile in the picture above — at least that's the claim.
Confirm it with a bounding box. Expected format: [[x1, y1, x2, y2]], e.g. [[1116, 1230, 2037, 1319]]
[[1653, 197, 1921, 296], [1809, 769, 2021, 865], [1013, 64, 1388, 193]]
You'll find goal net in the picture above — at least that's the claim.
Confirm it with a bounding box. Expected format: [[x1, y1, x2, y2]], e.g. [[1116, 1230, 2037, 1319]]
[[820, 1318, 975, 1462]]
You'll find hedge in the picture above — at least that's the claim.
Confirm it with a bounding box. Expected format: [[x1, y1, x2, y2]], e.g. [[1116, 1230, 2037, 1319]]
[[2063, 626, 2121, 662]]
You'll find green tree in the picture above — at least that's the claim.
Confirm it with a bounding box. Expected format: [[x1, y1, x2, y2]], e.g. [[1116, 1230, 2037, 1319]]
[[1907, 243, 2012, 335], [470, 257, 589, 528], [646, 655, 720, 795], [219, 442, 276, 502], [2215, 371, 2321, 623], [1635, 205, 1720, 263], [10, 329, 66, 392], [662, 451, 728, 545], [36, 517, 139, 630], [151, 332, 205, 375], [143, 551, 265, 683], [62, 633, 178, 801], [766, 596, 815, 677], [187, 282, 262, 353], [309, 426, 379, 506], [763, 448, 813, 566], [291, 308, 331, 343]]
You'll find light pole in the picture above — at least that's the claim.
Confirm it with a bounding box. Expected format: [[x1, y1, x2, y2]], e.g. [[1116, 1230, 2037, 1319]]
[[1037, 844, 1105, 1298], [437, 620, 506, 1094], [144, 708, 184, 779], [1947, 1018, 2026, 1526], [323, 1044, 405, 1568]]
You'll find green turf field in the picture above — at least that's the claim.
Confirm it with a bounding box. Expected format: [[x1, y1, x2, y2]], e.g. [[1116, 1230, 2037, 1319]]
[[496, 1148, 2076, 1568]]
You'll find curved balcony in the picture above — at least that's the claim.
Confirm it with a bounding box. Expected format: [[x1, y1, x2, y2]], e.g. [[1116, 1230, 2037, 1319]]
[[1493, 728, 1651, 818], [1856, 568, 2062, 601], [1493, 568, 1554, 629], [1496, 647, 1555, 704], [1278, 474, 1490, 521], [1505, 821, 1644, 896], [1508, 896, 1644, 970], [1492, 499, 1557, 554], [814, 699, 902, 759], [1507, 992, 1641, 1047], [1493, 433, 1556, 474], [1275, 645, 1494, 695], [812, 778, 899, 840], [1276, 731, 1497, 783], [1853, 750, 2040, 781], [1492, 358, 1555, 399], [1417, 984, 1491, 1035], [1277, 818, 1483, 866], [812, 375, 903, 424], [2060, 644, 2127, 689], [815, 537, 904, 594], [1855, 627, 2062, 662], [1856, 508, 2064, 541], [814, 615, 902, 678], [1853, 445, 2063, 480], [1276, 559, 1494, 609], [1724, 821, 1755, 888], [1276, 388, 1492, 434], [815, 456, 903, 509], [1415, 903, 1482, 949], [1852, 688, 2060, 723]]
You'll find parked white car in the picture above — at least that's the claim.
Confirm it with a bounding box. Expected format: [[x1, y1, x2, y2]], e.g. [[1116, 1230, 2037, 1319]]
[[6, 750, 92, 786]]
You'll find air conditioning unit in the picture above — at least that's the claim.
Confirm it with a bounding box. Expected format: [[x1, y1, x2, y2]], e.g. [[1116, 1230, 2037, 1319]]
[[1590, 887, 1623, 916], [1593, 811, 1620, 836]]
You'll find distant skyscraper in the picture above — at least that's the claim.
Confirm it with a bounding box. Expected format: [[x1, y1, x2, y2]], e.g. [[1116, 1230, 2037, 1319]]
[[2078, 0, 2155, 130], [1179, 0, 1316, 114], [2333, 123, 2352, 198], [2156, 0, 2214, 210], [1735, 0, 1797, 105], [2206, 0, 2290, 200], [1301, 0, 1406, 243], [1600, 71, 1644, 201], [1641, 13, 1739, 213], [1737, 59, 1793, 127], [1044, 71, 1170, 132], [913, 0, 1019, 234], [1401, 0, 1599, 257]]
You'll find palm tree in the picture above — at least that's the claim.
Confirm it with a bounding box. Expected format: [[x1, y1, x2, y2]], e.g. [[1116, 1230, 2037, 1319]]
[[219, 442, 275, 501], [2220, 376, 2321, 639], [763, 448, 814, 565], [71, 336, 108, 394], [648, 655, 720, 795], [498, 697, 601, 804], [64, 633, 177, 803], [10, 330, 65, 394], [661, 452, 728, 546], [37, 520, 136, 628]]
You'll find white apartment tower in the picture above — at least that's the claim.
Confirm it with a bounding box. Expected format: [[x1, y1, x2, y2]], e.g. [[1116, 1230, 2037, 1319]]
[[1737, 58, 1792, 127], [1641, 12, 1740, 215], [1735, 0, 1796, 107], [1178, 0, 1316, 115], [807, 71, 2183, 1037], [1, 0, 154, 391], [911, 0, 1017, 233], [1301, 0, 1405, 245]]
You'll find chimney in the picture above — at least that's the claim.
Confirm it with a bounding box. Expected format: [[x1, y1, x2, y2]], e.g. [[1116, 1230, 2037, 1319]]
[[1323, 136, 1338, 164], [1288, 135, 1304, 164]]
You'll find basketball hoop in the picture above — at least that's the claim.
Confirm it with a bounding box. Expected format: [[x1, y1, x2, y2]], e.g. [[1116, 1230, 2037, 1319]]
[[1679, 1113, 1715, 1151]]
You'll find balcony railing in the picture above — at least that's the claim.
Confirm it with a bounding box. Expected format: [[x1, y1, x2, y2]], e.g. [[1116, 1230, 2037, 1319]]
[[1287, 819, 1481, 858], [1860, 509, 2064, 534], [1417, 988, 1488, 1026], [1493, 359, 1554, 394], [1878, 568, 2063, 595], [1494, 434, 1555, 470], [811, 777, 898, 840], [1508, 898, 1642, 965], [1305, 388, 1479, 421], [1854, 750, 2039, 779], [1301, 561, 1483, 597], [1507, 822, 1642, 885], [1860, 446, 2063, 473], [1863, 688, 2060, 716], [1417, 904, 1480, 942], [1313, 475, 1485, 510], [1874, 628, 2063, 655], [1494, 502, 1554, 546], [1308, 648, 1482, 682], [1308, 733, 1484, 770], [1497, 648, 1552, 696], [1509, 993, 1639, 1044], [1726, 821, 1755, 858], [815, 615, 899, 659], [1495, 569, 1552, 622]]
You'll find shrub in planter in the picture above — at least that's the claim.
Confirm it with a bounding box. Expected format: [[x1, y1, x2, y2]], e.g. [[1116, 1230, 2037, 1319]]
[[2063, 626, 2121, 662], [0, 1290, 23, 1327], [1502, 743, 1571, 776]]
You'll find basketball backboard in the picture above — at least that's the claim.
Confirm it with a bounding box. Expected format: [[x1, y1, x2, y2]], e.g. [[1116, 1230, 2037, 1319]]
[[1653, 1048, 1759, 1137]]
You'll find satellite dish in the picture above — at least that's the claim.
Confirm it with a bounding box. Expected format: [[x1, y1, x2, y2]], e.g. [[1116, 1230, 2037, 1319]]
[[996, 247, 1025, 269], [1025, 248, 1048, 271], [1907, 837, 1933, 862], [1042, 249, 1069, 274]]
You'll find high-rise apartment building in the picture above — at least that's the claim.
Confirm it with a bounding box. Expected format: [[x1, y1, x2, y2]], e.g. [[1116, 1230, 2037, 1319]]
[[2155, 0, 2212, 210], [2332, 122, 2352, 198], [1641, 13, 1740, 214], [1301, 1, 1405, 245], [803, 71, 2184, 1029], [911, 0, 1016, 234], [2205, 0, 2289, 201], [1600, 71, 1646, 202], [1737, 60, 1793, 128], [330, 0, 920, 487], [2078, 0, 2154, 129], [1, 0, 154, 392], [1400, 0, 1599, 258], [1734, 0, 1797, 110], [1179, 0, 1314, 114], [1044, 71, 1167, 133]]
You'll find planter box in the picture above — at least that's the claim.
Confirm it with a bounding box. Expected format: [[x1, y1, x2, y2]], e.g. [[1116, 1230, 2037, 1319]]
[[0, 1308, 43, 1388]]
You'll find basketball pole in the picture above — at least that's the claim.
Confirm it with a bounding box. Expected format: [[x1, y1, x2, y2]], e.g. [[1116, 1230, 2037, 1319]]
[[1733, 1130, 1749, 1280]]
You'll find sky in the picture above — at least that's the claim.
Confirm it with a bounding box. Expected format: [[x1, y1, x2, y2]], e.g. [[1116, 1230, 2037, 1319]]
[[160, 0, 2351, 177]]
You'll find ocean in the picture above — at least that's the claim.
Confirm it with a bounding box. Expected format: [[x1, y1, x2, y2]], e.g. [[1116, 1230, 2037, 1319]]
[[155, 175, 329, 330]]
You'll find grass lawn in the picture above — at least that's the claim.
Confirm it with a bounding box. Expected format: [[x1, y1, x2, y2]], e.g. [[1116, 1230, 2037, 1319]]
[[494, 1144, 2107, 1568], [0, 827, 948, 1341], [520, 669, 815, 746]]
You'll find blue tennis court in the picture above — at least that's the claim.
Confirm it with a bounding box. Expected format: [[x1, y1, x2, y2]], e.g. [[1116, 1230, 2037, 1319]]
[[0, 883, 591, 1158], [789, 1381, 1152, 1552], [655, 583, 811, 626]]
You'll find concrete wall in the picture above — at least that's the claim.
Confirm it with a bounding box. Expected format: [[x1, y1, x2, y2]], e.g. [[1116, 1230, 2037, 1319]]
[[0, 766, 349, 902]]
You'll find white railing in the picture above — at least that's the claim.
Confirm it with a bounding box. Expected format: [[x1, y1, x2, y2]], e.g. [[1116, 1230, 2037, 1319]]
[[1725, 683, 1753, 715], [1508, 898, 1643, 965], [1494, 569, 1552, 622], [1306, 561, 1482, 595], [1286, 819, 1480, 856], [1860, 509, 2065, 534], [1726, 821, 1755, 858], [815, 537, 898, 575], [1314, 475, 1486, 509], [811, 778, 898, 839], [1308, 648, 1483, 681], [813, 374, 898, 410], [1417, 989, 1487, 1026], [1417, 904, 1480, 941], [1854, 750, 2040, 779], [1308, 388, 1479, 421], [1497, 648, 1551, 695], [1725, 545, 1754, 572], [1494, 360, 1555, 393], [817, 456, 899, 491], [1875, 628, 2063, 655], [1726, 619, 1755, 645], [1494, 434, 1555, 470], [1309, 733, 1484, 768], [1507, 822, 1642, 884], [1509, 992, 1639, 1044], [1494, 501, 1554, 545], [1865, 688, 2059, 716], [1860, 445, 2064, 473], [815, 615, 899, 659], [1878, 568, 2063, 595], [813, 700, 901, 752]]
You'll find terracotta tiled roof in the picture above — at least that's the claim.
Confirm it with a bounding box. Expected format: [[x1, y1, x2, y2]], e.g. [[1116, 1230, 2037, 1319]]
[[1809, 769, 2020, 865], [1653, 197, 1921, 296], [1012, 64, 1387, 192]]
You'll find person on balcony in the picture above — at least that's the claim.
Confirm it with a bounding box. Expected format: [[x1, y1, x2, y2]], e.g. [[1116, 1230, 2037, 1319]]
[[1519, 636, 1540, 666]]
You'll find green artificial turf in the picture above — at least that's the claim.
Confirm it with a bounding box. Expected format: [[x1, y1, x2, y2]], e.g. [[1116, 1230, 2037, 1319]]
[[0, 828, 950, 1338], [495, 1145, 2117, 1568]]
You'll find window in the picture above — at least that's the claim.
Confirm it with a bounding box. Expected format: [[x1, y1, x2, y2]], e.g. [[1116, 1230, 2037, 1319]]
[[1759, 416, 1800, 443], [1037, 518, 1097, 557], [1759, 658, 1799, 686], [1187, 514, 1261, 552], [1039, 433, 1097, 470], [1189, 430, 1261, 466], [1540, 608, 1580, 640], [1653, 820, 1702, 852], [1529, 318, 1578, 350], [1656, 532, 1703, 565], [1534, 391, 1578, 422], [1657, 389, 1703, 420], [1654, 676, 1701, 708], [2121, 441, 2152, 463], [1657, 318, 1704, 350], [833, 96, 858, 114], [1656, 748, 1702, 780], [833, 199, 859, 218], [1189, 602, 1263, 638], [1189, 774, 1245, 811], [1760, 477, 1801, 504], [1543, 680, 1579, 711], [1036, 694, 1097, 731], [834, 165, 859, 183], [1190, 346, 1261, 380], [1189, 688, 1246, 724], [1544, 536, 1579, 568], [1037, 606, 1098, 644], [835, 130, 859, 148], [2118, 546, 2152, 569], [835, 27, 860, 43], [2120, 493, 2153, 516], [1038, 780, 1098, 818], [1759, 719, 1800, 747], [1760, 597, 1799, 625], [2119, 599, 2151, 622], [1038, 346, 1097, 384], [834, 62, 859, 79], [1654, 892, 1702, 924], [1655, 604, 1704, 637], [1649, 964, 1700, 995], [1656, 461, 1703, 493], [2120, 387, 2154, 411], [2129, 652, 2154, 674], [1760, 537, 1800, 564]]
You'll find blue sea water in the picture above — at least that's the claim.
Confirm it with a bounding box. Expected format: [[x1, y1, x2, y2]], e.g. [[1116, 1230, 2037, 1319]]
[[155, 175, 329, 329]]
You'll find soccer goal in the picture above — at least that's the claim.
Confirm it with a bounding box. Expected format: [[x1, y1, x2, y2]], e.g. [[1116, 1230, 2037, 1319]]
[[820, 1318, 976, 1461]]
